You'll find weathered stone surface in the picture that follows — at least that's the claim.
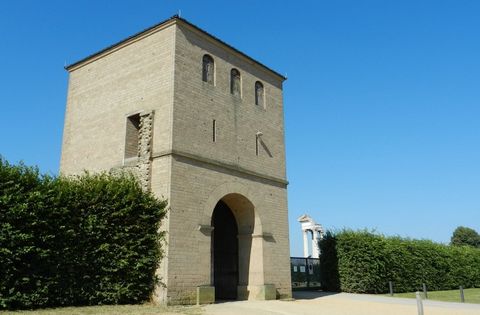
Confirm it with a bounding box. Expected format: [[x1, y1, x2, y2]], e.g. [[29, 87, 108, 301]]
[[196, 286, 215, 305], [137, 111, 154, 191], [238, 284, 276, 301]]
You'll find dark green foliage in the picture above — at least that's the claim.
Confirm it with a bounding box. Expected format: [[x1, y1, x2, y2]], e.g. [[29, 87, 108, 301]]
[[320, 230, 480, 294], [451, 226, 480, 248], [319, 231, 340, 291], [0, 158, 167, 310]]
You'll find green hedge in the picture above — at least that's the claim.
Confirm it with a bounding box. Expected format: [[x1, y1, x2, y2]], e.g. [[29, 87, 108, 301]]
[[0, 158, 167, 310], [319, 230, 480, 293]]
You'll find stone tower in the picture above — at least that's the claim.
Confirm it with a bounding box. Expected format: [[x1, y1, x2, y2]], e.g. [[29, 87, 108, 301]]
[[60, 16, 291, 304]]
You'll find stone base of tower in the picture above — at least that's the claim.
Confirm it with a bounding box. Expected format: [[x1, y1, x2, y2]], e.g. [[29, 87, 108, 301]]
[[153, 284, 285, 305], [196, 286, 215, 305], [237, 284, 277, 301]]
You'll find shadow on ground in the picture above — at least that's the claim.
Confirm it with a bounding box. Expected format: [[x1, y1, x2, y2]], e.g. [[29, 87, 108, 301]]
[[293, 290, 340, 300]]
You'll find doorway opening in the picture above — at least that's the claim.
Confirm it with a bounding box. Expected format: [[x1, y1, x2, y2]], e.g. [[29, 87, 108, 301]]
[[211, 200, 238, 300]]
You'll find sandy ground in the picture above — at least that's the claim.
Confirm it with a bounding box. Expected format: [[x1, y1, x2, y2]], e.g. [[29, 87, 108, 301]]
[[203, 291, 480, 315]]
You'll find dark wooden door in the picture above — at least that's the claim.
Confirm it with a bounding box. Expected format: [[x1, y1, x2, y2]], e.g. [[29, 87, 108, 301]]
[[212, 201, 238, 300]]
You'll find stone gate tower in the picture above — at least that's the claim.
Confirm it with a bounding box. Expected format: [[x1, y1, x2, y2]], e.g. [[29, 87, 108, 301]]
[[60, 16, 291, 304]]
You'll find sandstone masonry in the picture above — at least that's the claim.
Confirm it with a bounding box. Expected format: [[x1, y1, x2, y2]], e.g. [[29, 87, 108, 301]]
[[60, 16, 292, 304]]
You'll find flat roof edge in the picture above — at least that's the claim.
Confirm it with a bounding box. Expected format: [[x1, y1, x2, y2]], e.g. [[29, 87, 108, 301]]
[[65, 15, 286, 81]]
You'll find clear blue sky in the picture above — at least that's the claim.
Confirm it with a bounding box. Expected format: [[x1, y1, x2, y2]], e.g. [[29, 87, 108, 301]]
[[1, 1, 479, 256]]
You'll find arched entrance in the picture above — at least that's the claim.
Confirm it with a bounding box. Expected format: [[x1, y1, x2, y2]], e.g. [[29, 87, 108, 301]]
[[211, 200, 238, 300], [210, 192, 263, 301]]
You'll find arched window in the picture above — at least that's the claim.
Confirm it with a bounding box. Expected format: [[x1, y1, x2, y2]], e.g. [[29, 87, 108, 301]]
[[202, 54, 214, 84], [230, 69, 241, 97], [255, 81, 264, 107]]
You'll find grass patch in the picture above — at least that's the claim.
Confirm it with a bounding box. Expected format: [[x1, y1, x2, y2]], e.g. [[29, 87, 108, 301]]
[[387, 288, 480, 304], [0, 304, 203, 315]]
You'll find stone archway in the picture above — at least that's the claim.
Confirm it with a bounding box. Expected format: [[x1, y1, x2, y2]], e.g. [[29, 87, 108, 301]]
[[216, 193, 257, 301], [198, 182, 277, 301], [209, 192, 265, 301]]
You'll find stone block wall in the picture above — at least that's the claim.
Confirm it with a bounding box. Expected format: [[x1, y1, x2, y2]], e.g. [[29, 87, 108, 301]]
[[172, 24, 287, 182], [60, 23, 176, 175]]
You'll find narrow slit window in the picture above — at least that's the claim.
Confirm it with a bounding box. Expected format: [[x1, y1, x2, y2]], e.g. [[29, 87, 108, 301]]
[[212, 119, 216, 142], [255, 81, 264, 107], [230, 68, 241, 97], [124, 114, 140, 159], [255, 135, 259, 156], [202, 54, 214, 84]]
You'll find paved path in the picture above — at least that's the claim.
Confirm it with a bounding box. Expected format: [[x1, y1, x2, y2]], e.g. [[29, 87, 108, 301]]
[[203, 291, 480, 315]]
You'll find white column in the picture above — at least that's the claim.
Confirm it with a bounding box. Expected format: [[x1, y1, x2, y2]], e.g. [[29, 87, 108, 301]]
[[303, 230, 309, 257], [312, 230, 320, 258]]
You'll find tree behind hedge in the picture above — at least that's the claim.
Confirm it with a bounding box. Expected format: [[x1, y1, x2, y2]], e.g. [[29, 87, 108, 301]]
[[320, 229, 480, 293], [451, 226, 480, 248], [0, 158, 167, 310]]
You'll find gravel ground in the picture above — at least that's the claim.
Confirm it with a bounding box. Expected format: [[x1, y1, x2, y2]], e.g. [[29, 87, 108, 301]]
[[203, 291, 480, 315]]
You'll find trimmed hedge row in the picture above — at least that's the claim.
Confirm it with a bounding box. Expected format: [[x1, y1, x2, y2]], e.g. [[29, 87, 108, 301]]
[[0, 158, 167, 310], [319, 230, 480, 293]]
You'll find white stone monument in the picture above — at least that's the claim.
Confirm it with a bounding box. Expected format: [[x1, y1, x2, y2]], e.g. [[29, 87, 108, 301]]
[[298, 214, 324, 258]]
